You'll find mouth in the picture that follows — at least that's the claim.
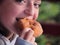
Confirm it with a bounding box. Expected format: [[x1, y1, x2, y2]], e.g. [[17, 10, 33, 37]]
[[16, 18, 24, 22], [16, 17, 34, 22]]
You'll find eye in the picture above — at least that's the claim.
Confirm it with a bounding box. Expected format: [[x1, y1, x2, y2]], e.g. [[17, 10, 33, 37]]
[[16, 0, 23, 2], [34, 3, 41, 8], [15, 0, 26, 3]]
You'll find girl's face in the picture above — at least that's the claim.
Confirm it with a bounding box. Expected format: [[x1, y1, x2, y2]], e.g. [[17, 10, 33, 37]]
[[0, 0, 41, 32]]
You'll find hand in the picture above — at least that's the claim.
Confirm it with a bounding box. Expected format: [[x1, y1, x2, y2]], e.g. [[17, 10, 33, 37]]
[[19, 28, 37, 45]]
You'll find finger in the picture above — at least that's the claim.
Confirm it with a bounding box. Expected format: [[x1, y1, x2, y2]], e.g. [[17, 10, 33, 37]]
[[34, 42, 37, 45], [24, 30, 34, 42], [20, 28, 31, 39], [30, 36, 35, 43]]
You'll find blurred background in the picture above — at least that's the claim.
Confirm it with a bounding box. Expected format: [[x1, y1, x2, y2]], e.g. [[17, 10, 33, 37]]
[[36, 0, 60, 45]]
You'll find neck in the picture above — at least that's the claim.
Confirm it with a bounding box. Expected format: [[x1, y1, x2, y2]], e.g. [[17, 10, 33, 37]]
[[0, 23, 14, 40]]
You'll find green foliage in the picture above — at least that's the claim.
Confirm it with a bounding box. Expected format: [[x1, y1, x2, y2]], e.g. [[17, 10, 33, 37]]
[[36, 2, 60, 45], [37, 1, 60, 22], [36, 35, 48, 45], [36, 35, 60, 45]]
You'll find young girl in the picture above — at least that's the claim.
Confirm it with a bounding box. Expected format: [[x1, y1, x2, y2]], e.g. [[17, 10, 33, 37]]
[[0, 0, 43, 45]]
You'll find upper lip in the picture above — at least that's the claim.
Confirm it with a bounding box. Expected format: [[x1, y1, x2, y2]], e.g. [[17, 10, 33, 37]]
[[16, 16, 34, 21]]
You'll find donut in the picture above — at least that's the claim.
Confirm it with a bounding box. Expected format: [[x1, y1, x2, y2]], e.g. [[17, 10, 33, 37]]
[[16, 18, 43, 37]]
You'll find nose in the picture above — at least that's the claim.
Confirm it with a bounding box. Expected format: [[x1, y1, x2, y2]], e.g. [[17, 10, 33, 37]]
[[24, 1, 34, 16]]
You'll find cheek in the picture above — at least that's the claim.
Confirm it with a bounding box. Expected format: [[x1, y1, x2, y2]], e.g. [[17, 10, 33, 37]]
[[0, 1, 26, 24], [34, 10, 39, 20], [1, 4, 23, 21], [0, 5, 19, 26]]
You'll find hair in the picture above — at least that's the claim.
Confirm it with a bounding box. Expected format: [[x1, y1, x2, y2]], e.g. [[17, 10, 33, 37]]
[[0, 0, 3, 4]]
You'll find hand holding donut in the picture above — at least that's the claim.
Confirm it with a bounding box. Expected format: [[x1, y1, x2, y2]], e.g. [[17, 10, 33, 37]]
[[16, 18, 43, 37]]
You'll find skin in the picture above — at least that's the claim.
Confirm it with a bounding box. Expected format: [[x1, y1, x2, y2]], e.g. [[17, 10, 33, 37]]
[[0, 0, 43, 45]]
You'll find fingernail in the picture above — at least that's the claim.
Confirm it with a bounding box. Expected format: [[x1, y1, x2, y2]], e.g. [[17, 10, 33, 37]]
[[23, 28, 32, 33], [28, 30, 34, 34]]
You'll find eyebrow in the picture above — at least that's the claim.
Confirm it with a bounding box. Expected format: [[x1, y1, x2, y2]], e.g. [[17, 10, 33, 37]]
[[35, 0, 41, 4], [35, 0, 41, 2], [36, 0, 41, 1]]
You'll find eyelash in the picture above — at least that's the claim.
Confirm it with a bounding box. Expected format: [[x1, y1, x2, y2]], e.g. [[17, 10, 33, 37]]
[[16, 0, 26, 3], [16, 0, 23, 2], [34, 3, 41, 8]]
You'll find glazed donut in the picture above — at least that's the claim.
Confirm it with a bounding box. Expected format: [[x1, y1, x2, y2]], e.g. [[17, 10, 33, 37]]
[[16, 18, 43, 37]]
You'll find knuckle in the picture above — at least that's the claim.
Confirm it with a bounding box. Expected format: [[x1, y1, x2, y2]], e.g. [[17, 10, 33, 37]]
[[34, 42, 37, 45]]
